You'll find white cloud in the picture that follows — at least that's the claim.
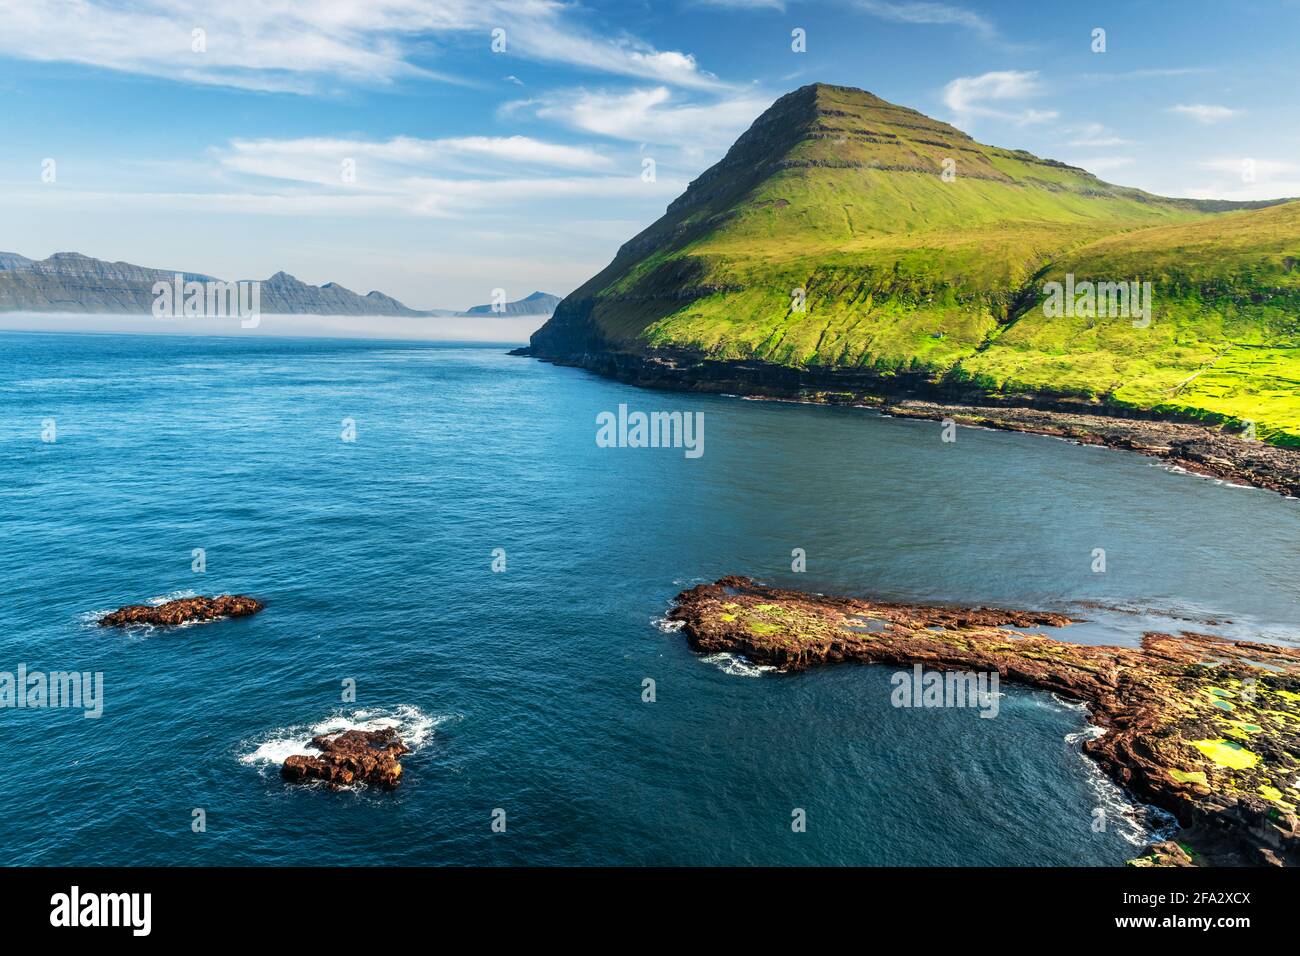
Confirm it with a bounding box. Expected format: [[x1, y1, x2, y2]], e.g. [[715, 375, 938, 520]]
[[1174, 154, 1300, 202], [440, 136, 615, 169], [190, 133, 683, 217], [1198, 158, 1299, 176], [695, 0, 786, 8], [855, 1, 997, 40], [1062, 122, 1128, 148], [942, 70, 1057, 126], [218, 135, 615, 189], [7, 171, 686, 219], [0, 0, 721, 93], [1182, 183, 1300, 202], [1180, 157, 1300, 201], [1169, 103, 1239, 124], [512, 86, 771, 152]]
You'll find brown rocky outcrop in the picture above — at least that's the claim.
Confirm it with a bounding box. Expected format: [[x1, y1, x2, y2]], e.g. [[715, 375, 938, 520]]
[[881, 400, 1300, 499], [97, 594, 264, 627], [671, 576, 1300, 866], [281, 728, 408, 790]]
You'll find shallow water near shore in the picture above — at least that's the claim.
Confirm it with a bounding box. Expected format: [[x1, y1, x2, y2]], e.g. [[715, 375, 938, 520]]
[[1, 332, 1297, 865]]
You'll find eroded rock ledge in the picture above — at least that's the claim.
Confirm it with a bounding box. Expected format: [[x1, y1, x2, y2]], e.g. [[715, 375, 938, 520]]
[[670, 576, 1300, 867], [97, 595, 264, 627], [881, 400, 1300, 499], [281, 728, 408, 790]]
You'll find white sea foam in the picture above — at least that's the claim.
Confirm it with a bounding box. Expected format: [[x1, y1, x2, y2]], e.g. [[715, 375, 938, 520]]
[[148, 589, 199, 606], [1050, 693, 1087, 713], [1157, 463, 1259, 493], [1065, 724, 1177, 846], [239, 704, 450, 771], [701, 652, 776, 677], [652, 615, 685, 633], [1213, 479, 1255, 490], [77, 608, 116, 628]]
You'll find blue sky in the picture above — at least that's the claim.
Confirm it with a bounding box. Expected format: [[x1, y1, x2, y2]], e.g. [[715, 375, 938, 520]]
[[1, 0, 1297, 309]]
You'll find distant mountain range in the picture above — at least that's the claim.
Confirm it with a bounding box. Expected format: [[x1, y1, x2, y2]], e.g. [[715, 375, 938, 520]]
[[465, 291, 562, 315], [0, 251, 558, 318]]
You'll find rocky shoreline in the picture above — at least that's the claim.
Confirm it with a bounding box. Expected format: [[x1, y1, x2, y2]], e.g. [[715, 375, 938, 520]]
[[670, 576, 1300, 867], [514, 346, 1300, 498], [879, 401, 1300, 498]]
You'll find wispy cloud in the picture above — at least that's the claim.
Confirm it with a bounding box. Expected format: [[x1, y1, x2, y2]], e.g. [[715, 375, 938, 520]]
[[219, 135, 616, 184], [1181, 156, 1300, 202], [9, 174, 685, 219], [0, 0, 722, 94], [508, 86, 772, 154], [694, 0, 787, 9], [201, 133, 680, 217], [943, 70, 1057, 126], [854, 1, 998, 41], [1169, 103, 1240, 124], [1198, 157, 1299, 176], [698, 0, 999, 36], [1078, 67, 1212, 83], [1062, 122, 1129, 148]]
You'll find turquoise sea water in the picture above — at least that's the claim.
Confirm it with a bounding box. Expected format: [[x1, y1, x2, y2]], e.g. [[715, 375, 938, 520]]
[[1, 331, 1297, 865]]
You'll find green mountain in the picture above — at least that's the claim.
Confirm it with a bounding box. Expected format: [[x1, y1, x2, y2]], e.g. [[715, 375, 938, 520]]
[[528, 83, 1300, 444]]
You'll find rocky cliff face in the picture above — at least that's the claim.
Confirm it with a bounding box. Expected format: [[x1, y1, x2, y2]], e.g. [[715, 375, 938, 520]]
[[0, 252, 430, 316], [0, 252, 216, 313]]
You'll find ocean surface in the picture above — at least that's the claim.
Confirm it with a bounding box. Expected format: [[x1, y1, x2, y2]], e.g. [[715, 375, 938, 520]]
[[2, 331, 1297, 866]]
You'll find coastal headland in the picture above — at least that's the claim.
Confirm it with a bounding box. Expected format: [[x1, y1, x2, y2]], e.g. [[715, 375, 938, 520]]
[[670, 576, 1300, 866]]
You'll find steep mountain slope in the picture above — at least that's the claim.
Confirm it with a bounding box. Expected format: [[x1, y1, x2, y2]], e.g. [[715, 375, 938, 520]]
[[0, 252, 34, 271], [528, 83, 1299, 444]]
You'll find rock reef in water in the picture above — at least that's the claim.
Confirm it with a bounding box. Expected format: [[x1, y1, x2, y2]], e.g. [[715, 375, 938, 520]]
[[281, 728, 408, 790], [670, 576, 1300, 867], [97, 595, 264, 627]]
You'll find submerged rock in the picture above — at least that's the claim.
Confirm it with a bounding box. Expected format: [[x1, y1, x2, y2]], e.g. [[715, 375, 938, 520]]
[[281, 728, 408, 790], [97, 595, 264, 627], [671, 576, 1300, 867]]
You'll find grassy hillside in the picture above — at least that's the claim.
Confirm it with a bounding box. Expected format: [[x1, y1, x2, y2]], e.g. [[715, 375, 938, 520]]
[[531, 83, 1300, 444], [962, 201, 1300, 443]]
